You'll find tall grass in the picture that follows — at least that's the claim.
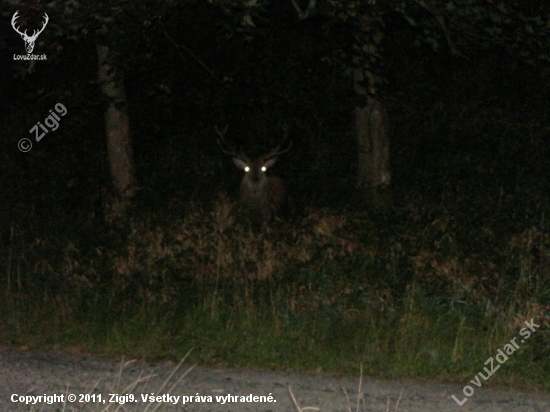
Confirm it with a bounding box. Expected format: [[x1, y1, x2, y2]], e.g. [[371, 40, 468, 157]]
[[1, 189, 548, 391]]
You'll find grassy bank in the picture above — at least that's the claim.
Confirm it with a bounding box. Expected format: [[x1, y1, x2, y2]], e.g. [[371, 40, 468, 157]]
[[1, 190, 548, 392]]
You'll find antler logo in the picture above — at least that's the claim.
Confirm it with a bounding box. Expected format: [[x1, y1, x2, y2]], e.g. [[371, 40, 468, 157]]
[[11, 10, 49, 54]]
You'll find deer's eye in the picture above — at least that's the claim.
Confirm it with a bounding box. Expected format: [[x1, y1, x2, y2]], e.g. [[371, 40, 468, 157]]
[[261, 166, 267, 172], [244, 166, 250, 173]]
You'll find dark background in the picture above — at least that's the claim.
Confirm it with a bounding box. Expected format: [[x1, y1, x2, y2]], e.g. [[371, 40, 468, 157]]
[[0, 1, 549, 228]]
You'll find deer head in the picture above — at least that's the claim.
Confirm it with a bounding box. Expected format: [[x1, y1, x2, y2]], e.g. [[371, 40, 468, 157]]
[[216, 125, 291, 228], [11, 11, 49, 54]]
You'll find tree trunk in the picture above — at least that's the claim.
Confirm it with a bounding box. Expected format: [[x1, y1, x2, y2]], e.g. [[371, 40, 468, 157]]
[[354, 70, 391, 205], [97, 44, 136, 200]]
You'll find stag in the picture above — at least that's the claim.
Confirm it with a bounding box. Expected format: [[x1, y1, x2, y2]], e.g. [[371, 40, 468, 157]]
[[11, 11, 49, 54], [216, 125, 291, 229]]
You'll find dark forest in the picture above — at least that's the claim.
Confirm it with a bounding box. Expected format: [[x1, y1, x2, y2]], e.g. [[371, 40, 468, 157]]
[[0, 0, 549, 394]]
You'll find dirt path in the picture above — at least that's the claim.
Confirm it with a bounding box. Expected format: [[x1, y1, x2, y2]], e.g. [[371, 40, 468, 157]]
[[1, 348, 549, 411]]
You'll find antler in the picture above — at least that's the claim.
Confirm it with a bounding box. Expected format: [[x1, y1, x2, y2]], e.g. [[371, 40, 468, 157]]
[[34, 13, 49, 39], [263, 141, 292, 160], [214, 124, 228, 141], [216, 124, 291, 161], [215, 125, 242, 157], [264, 125, 292, 160], [11, 11, 49, 40], [11, 11, 25, 37]]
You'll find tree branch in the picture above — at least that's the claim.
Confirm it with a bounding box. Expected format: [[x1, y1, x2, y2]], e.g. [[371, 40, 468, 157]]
[[413, 0, 462, 57], [289, 0, 317, 21], [163, 29, 218, 80]]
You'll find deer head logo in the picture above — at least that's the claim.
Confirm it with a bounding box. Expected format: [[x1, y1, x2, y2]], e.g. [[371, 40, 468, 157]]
[[216, 125, 291, 229], [12, 11, 49, 54]]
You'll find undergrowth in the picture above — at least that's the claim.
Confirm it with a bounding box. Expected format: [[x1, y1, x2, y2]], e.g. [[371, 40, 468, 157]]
[[1, 189, 549, 392]]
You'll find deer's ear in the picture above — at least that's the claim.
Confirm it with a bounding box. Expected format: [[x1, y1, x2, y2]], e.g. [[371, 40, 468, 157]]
[[263, 157, 278, 169], [233, 157, 248, 170]]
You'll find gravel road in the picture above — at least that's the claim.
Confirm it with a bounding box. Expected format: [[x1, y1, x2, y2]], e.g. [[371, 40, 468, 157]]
[[1, 348, 549, 411]]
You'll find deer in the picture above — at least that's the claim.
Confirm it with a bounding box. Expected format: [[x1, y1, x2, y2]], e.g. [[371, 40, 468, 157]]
[[11, 11, 49, 54], [216, 125, 291, 229]]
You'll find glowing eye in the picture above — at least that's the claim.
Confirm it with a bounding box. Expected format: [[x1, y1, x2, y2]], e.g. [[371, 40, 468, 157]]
[[244, 166, 250, 172], [261, 166, 267, 172]]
